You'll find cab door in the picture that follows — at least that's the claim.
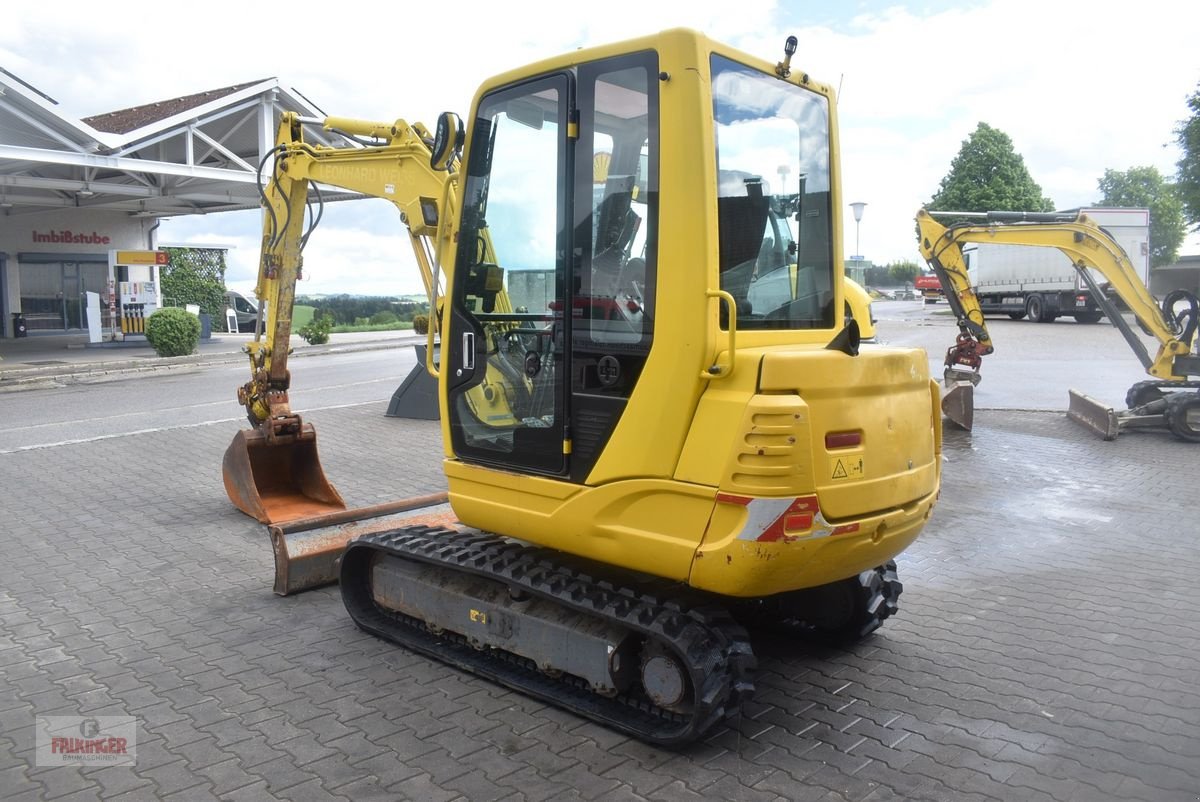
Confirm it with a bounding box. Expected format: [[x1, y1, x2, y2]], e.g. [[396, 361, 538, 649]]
[[445, 74, 573, 475]]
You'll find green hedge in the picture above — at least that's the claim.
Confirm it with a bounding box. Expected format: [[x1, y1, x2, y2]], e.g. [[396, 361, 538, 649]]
[[162, 247, 227, 327]]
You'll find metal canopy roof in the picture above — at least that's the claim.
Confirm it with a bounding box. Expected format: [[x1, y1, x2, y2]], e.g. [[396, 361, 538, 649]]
[[0, 70, 361, 218]]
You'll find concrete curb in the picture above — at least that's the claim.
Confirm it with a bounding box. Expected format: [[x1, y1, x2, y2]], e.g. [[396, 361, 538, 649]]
[[0, 336, 416, 392]]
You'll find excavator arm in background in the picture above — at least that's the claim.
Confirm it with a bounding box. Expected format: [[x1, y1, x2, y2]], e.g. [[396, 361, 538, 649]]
[[916, 208, 1200, 440], [223, 112, 459, 524]]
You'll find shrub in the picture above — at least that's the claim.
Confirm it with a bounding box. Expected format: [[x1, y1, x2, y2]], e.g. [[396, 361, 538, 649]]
[[298, 313, 333, 345], [412, 314, 430, 335], [146, 307, 201, 357], [370, 310, 399, 326]]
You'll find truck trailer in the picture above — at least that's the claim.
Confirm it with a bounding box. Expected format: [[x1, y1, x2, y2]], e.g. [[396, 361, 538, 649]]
[[962, 207, 1150, 323]]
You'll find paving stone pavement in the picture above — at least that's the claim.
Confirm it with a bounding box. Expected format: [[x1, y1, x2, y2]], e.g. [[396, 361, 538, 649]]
[[1, 406, 1197, 801]]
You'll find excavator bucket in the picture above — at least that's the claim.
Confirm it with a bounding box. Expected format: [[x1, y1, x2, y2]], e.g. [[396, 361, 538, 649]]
[[941, 381, 975, 431], [222, 424, 347, 524], [1066, 389, 1120, 441]]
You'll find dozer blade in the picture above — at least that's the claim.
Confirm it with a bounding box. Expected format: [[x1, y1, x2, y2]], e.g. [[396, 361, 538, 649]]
[[269, 494, 452, 595], [941, 380, 975, 431], [222, 424, 346, 525], [1066, 389, 1120, 441]]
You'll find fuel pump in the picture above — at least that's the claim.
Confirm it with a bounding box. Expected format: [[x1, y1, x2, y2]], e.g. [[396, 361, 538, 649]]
[[108, 250, 166, 338]]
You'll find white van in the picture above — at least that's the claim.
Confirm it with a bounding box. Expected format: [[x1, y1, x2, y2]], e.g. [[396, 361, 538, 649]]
[[224, 290, 259, 333]]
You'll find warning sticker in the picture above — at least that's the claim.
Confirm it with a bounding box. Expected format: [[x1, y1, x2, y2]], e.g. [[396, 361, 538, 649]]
[[829, 455, 864, 481]]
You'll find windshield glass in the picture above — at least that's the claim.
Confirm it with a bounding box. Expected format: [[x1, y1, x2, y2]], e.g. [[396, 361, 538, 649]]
[[712, 55, 834, 330]]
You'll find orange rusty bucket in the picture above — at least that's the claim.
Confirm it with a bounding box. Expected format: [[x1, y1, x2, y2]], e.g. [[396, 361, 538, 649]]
[[268, 493, 451, 595], [222, 424, 346, 525]]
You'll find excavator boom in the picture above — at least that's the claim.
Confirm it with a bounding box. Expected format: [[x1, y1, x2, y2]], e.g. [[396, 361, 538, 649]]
[[916, 209, 1200, 440], [223, 112, 455, 524]]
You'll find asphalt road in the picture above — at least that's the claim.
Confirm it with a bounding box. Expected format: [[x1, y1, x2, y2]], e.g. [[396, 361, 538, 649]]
[[0, 348, 417, 454], [872, 299, 1159, 410]]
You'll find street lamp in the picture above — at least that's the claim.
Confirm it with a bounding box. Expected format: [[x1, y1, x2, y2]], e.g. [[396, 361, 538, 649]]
[[849, 201, 867, 281]]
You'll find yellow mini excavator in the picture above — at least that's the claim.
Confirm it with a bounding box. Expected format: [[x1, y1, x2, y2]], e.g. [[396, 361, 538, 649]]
[[223, 30, 943, 744], [916, 209, 1200, 439]]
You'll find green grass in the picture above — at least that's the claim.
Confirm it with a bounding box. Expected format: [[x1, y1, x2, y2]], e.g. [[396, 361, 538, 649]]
[[293, 305, 316, 329], [329, 322, 415, 333], [294, 305, 417, 334]]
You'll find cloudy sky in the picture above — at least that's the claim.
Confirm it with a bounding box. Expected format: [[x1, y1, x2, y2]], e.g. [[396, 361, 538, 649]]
[[2, 0, 1196, 295]]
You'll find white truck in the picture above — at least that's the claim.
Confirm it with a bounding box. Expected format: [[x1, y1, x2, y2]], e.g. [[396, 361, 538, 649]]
[[962, 207, 1150, 323]]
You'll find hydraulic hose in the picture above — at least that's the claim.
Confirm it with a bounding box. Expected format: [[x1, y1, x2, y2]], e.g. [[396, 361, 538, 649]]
[[1162, 289, 1199, 349]]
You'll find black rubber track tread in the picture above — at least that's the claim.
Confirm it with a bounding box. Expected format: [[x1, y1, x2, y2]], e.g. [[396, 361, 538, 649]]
[[1126, 380, 1200, 410], [340, 526, 755, 746], [1165, 391, 1200, 442], [856, 560, 903, 639]]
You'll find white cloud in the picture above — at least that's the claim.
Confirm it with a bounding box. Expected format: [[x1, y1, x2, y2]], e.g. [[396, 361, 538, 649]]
[[159, 201, 423, 296], [818, 0, 1200, 261], [4, 0, 1197, 292]]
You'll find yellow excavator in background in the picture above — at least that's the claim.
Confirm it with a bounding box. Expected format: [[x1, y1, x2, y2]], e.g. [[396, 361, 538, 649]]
[[223, 30, 943, 745], [916, 209, 1200, 440]]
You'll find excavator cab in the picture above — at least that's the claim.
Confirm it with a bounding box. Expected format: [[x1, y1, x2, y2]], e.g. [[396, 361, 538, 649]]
[[433, 35, 941, 593]]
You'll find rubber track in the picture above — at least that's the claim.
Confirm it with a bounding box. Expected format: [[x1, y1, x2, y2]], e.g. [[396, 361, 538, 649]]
[[340, 526, 755, 746], [1126, 380, 1200, 410], [855, 560, 903, 639]]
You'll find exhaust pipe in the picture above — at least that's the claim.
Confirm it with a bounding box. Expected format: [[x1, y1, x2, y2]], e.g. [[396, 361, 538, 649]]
[[222, 424, 346, 524]]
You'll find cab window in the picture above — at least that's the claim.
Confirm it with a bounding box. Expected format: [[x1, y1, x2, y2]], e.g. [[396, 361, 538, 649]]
[[712, 55, 834, 330]]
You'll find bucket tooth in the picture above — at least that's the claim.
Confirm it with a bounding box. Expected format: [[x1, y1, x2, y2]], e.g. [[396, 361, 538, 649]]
[[1067, 389, 1120, 441], [222, 424, 346, 525], [941, 381, 975, 431]]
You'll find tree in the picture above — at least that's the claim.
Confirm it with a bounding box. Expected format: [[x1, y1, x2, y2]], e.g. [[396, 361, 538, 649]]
[[1176, 80, 1200, 230], [887, 260, 922, 285], [927, 122, 1054, 217], [1096, 167, 1185, 268], [864, 265, 892, 286]]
